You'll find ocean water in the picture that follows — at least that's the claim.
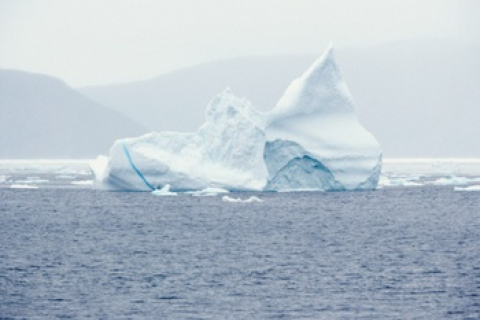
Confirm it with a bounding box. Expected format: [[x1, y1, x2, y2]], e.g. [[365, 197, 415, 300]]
[[1, 159, 480, 319]]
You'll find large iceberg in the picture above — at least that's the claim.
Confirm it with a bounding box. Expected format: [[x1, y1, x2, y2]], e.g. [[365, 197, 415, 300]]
[[90, 45, 382, 192]]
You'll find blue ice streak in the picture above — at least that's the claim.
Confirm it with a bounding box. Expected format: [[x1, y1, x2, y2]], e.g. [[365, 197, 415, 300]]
[[121, 142, 155, 191]]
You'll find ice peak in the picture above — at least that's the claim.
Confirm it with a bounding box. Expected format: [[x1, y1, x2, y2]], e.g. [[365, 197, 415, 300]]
[[205, 89, 238, 122], [220, 86, 232, 95], [269, 44, 354, 121], [304, 43, 337, 78], [204, 88, 261, 127]]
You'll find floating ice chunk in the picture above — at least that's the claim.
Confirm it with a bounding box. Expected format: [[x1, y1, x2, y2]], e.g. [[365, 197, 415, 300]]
[[190, 187, 230, 197], [454, 185, 480, 192], [222, 195, 242, 202], [10, 184, 39, 189], [222, 195, 263, 203], [15, 177, 49, 184], [400, 181, 423, 187], [89, 156, 110, 187], [0, 175, 9, 183], [433, 175, 469, 186], [243, 196, 264, 203], [379, 176, 423, 187], [152, 184, 177, 196], [71, 180, 93, 185]]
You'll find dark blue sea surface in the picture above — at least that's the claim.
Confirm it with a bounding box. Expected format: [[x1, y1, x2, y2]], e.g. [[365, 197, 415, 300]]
[[1, 187, 479, 319]]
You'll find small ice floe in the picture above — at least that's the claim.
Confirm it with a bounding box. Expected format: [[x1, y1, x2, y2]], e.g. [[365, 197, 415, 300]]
[[454, 185, 480, 192], [0, 175, 9, 183], [190, 187, 230, 197], [222, 195, 242, 202], [243, 196, 264, 203], [15, 177, 49, 184], [71, 180, 93, 185], [433, 175, 469, 186], [379, 176, 423, 187], [10, 184, 39, 189], [152, 184, 177, 196], [222, 195, 263, 203]]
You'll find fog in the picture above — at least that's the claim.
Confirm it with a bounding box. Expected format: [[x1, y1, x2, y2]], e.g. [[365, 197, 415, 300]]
[[1, 0, 478, 86], [1, 0, 479, 158]]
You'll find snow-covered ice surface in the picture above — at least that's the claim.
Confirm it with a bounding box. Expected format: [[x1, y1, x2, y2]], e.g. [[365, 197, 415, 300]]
[[91, 90, 268, 192], [265, 45, 381, 191], [90, 45, 382, 192]]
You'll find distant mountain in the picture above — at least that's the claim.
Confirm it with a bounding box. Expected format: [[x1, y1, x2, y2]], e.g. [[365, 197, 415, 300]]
[[340, 40, 480, 158], [0, 70, 147, 158], [80, 39, 480, 158], [80, 55, 313, 133]]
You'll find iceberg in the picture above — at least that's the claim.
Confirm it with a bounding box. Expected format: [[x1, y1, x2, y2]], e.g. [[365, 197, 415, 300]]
[[91, 45, 382, 192]]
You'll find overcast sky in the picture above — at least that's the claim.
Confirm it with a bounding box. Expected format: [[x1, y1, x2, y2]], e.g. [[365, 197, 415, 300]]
[[1, 0, 479, 86]]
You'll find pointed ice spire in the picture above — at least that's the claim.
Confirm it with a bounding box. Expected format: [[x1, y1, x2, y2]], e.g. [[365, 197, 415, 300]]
[[269, 44, 355, 121]]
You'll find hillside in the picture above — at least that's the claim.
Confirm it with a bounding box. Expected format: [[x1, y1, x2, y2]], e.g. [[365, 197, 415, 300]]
[[0, 70, 147, 158]]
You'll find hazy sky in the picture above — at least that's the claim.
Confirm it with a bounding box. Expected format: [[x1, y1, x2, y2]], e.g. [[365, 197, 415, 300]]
[[1, 0, 479, 86]]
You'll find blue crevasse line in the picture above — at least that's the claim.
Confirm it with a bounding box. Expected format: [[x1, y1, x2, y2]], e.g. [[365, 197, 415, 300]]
[[121, 141, 155, 191]]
